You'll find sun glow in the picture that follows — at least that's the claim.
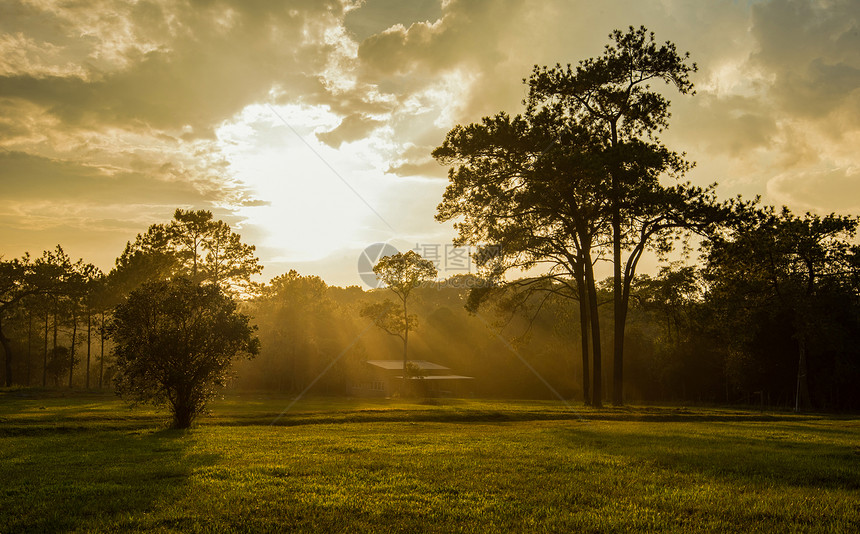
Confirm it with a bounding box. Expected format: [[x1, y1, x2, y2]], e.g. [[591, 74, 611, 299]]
[[217, 103, 396, 263]]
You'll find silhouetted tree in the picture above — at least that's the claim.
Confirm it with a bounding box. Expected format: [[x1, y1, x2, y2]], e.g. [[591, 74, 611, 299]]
[[0, 247, 73, 386], [81, 269, 106, 389], [114, 209, 262, 296], [46, 346, 71, 386], [527, 26, 710, 405], [636, 266, 703, 348], [110, 278, 259, 428], [631, 265, 717, 400], [361, 251, 437, 388], [1, 256, 31, 386], [704, 207, 859, 410], [434, 110, 607, 405], [435, 27, 727, 406]]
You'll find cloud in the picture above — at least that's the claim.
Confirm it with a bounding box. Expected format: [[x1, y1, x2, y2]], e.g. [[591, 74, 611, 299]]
[[0, 31, 87, 78], [0, 150, 204, 204], [3, 0, 860, 281], [0, 0, 348, 136], [349, 0, 544, 178], [344, 0, 441, 42], [386, 143, 446, 178], [767, 166, 860, 213], [0, 0, 358, 270], [316, 112, 385, 147], [751, 0, 860, 122], [650, 0, 860, 214], [672, 94, 777, 158]]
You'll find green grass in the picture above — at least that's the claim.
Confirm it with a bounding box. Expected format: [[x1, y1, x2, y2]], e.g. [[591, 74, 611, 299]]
[[1, 391, 858, 532]]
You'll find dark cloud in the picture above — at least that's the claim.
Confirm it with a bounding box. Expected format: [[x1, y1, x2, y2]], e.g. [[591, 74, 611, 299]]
[[386, 143, 446, 178], [239, 199, 272, 207], [672, 94, 776, 158], [316, 112, 385, 147], [0, 148, 264, 269], [0, 150, 216, 204], [386, 157, 446, 178], [357, 0, 523, 77], [0, 0, 347, 136], [344, 0, 441, 42], [751, 0, 860, 123]]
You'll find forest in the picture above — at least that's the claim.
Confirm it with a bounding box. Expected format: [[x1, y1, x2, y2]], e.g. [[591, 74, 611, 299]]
[[1, 202, 859, 411]]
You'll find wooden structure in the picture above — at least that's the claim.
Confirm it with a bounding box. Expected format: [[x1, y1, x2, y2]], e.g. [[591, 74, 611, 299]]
[[351, 359, 473, 398]]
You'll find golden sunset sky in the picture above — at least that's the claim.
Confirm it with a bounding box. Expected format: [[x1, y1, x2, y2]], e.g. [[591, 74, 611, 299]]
[[1, 0, 858, 286]]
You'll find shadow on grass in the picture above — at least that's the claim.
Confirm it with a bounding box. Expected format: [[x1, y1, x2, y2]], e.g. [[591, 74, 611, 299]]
[[3, 399, 845, 435], [227, 406, 818, 428], [551, 423, 860, 492], [0, 426, 220, 532]]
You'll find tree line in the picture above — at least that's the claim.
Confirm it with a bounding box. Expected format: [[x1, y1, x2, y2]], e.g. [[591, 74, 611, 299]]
[[1, 209, 262, 427], [0, 209, 260, 383], [2, 206, 859, 412]]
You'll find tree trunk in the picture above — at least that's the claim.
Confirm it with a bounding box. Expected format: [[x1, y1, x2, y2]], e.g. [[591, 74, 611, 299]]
[[575, 273, 591, 405], [795, 336, 812, 412], [99, 311, 105, 389], [0, 316, 12, 387], [614, 279, 632, 406], [52, 305, 58, 386], [69, 306, 77, 388], [172, 397, 194, 429], [43, 310, 48, 387], [26, 311, 32, 386], [402, 298, 409, 396], [612, 216, 624, 406], [86, 311, 91, 389], [610, 122, 625, 407], [290, 342, 297, 392], [583, 253, 603, 408]]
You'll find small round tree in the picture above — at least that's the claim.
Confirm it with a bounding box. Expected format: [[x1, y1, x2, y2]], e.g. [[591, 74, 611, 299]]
[[360, 251, 437, 390], [110, 278, 259, 428]]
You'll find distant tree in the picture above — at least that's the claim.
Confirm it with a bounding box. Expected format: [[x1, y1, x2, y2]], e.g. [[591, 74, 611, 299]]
[[109, 278, 259, 428], [1, 256, 32, 386], [360, 298, 412, 345], [252, 270, 338, 391], [38, 247, 75, 388], [110, 224, 177, 295], [113, 209, 262, 296], [63, 260, 101, 388], [704, 207, 859, 410], [630, 265, 719, 400], [361, 251, 437, 385], [0, 247, 73, 386], [81, 270, 107, 389], [636, 265, 703, 347], [46, 345, 71, 386]]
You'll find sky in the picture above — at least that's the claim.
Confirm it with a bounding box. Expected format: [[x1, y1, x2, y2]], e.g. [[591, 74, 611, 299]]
[[1, 0, 858, 287]]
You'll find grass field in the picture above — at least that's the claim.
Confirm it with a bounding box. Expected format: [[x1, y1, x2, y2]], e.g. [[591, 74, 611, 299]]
[[1, 390, 858, 533]]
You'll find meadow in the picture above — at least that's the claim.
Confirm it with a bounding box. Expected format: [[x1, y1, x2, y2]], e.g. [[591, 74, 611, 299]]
[[1, 390, 858, 533]]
